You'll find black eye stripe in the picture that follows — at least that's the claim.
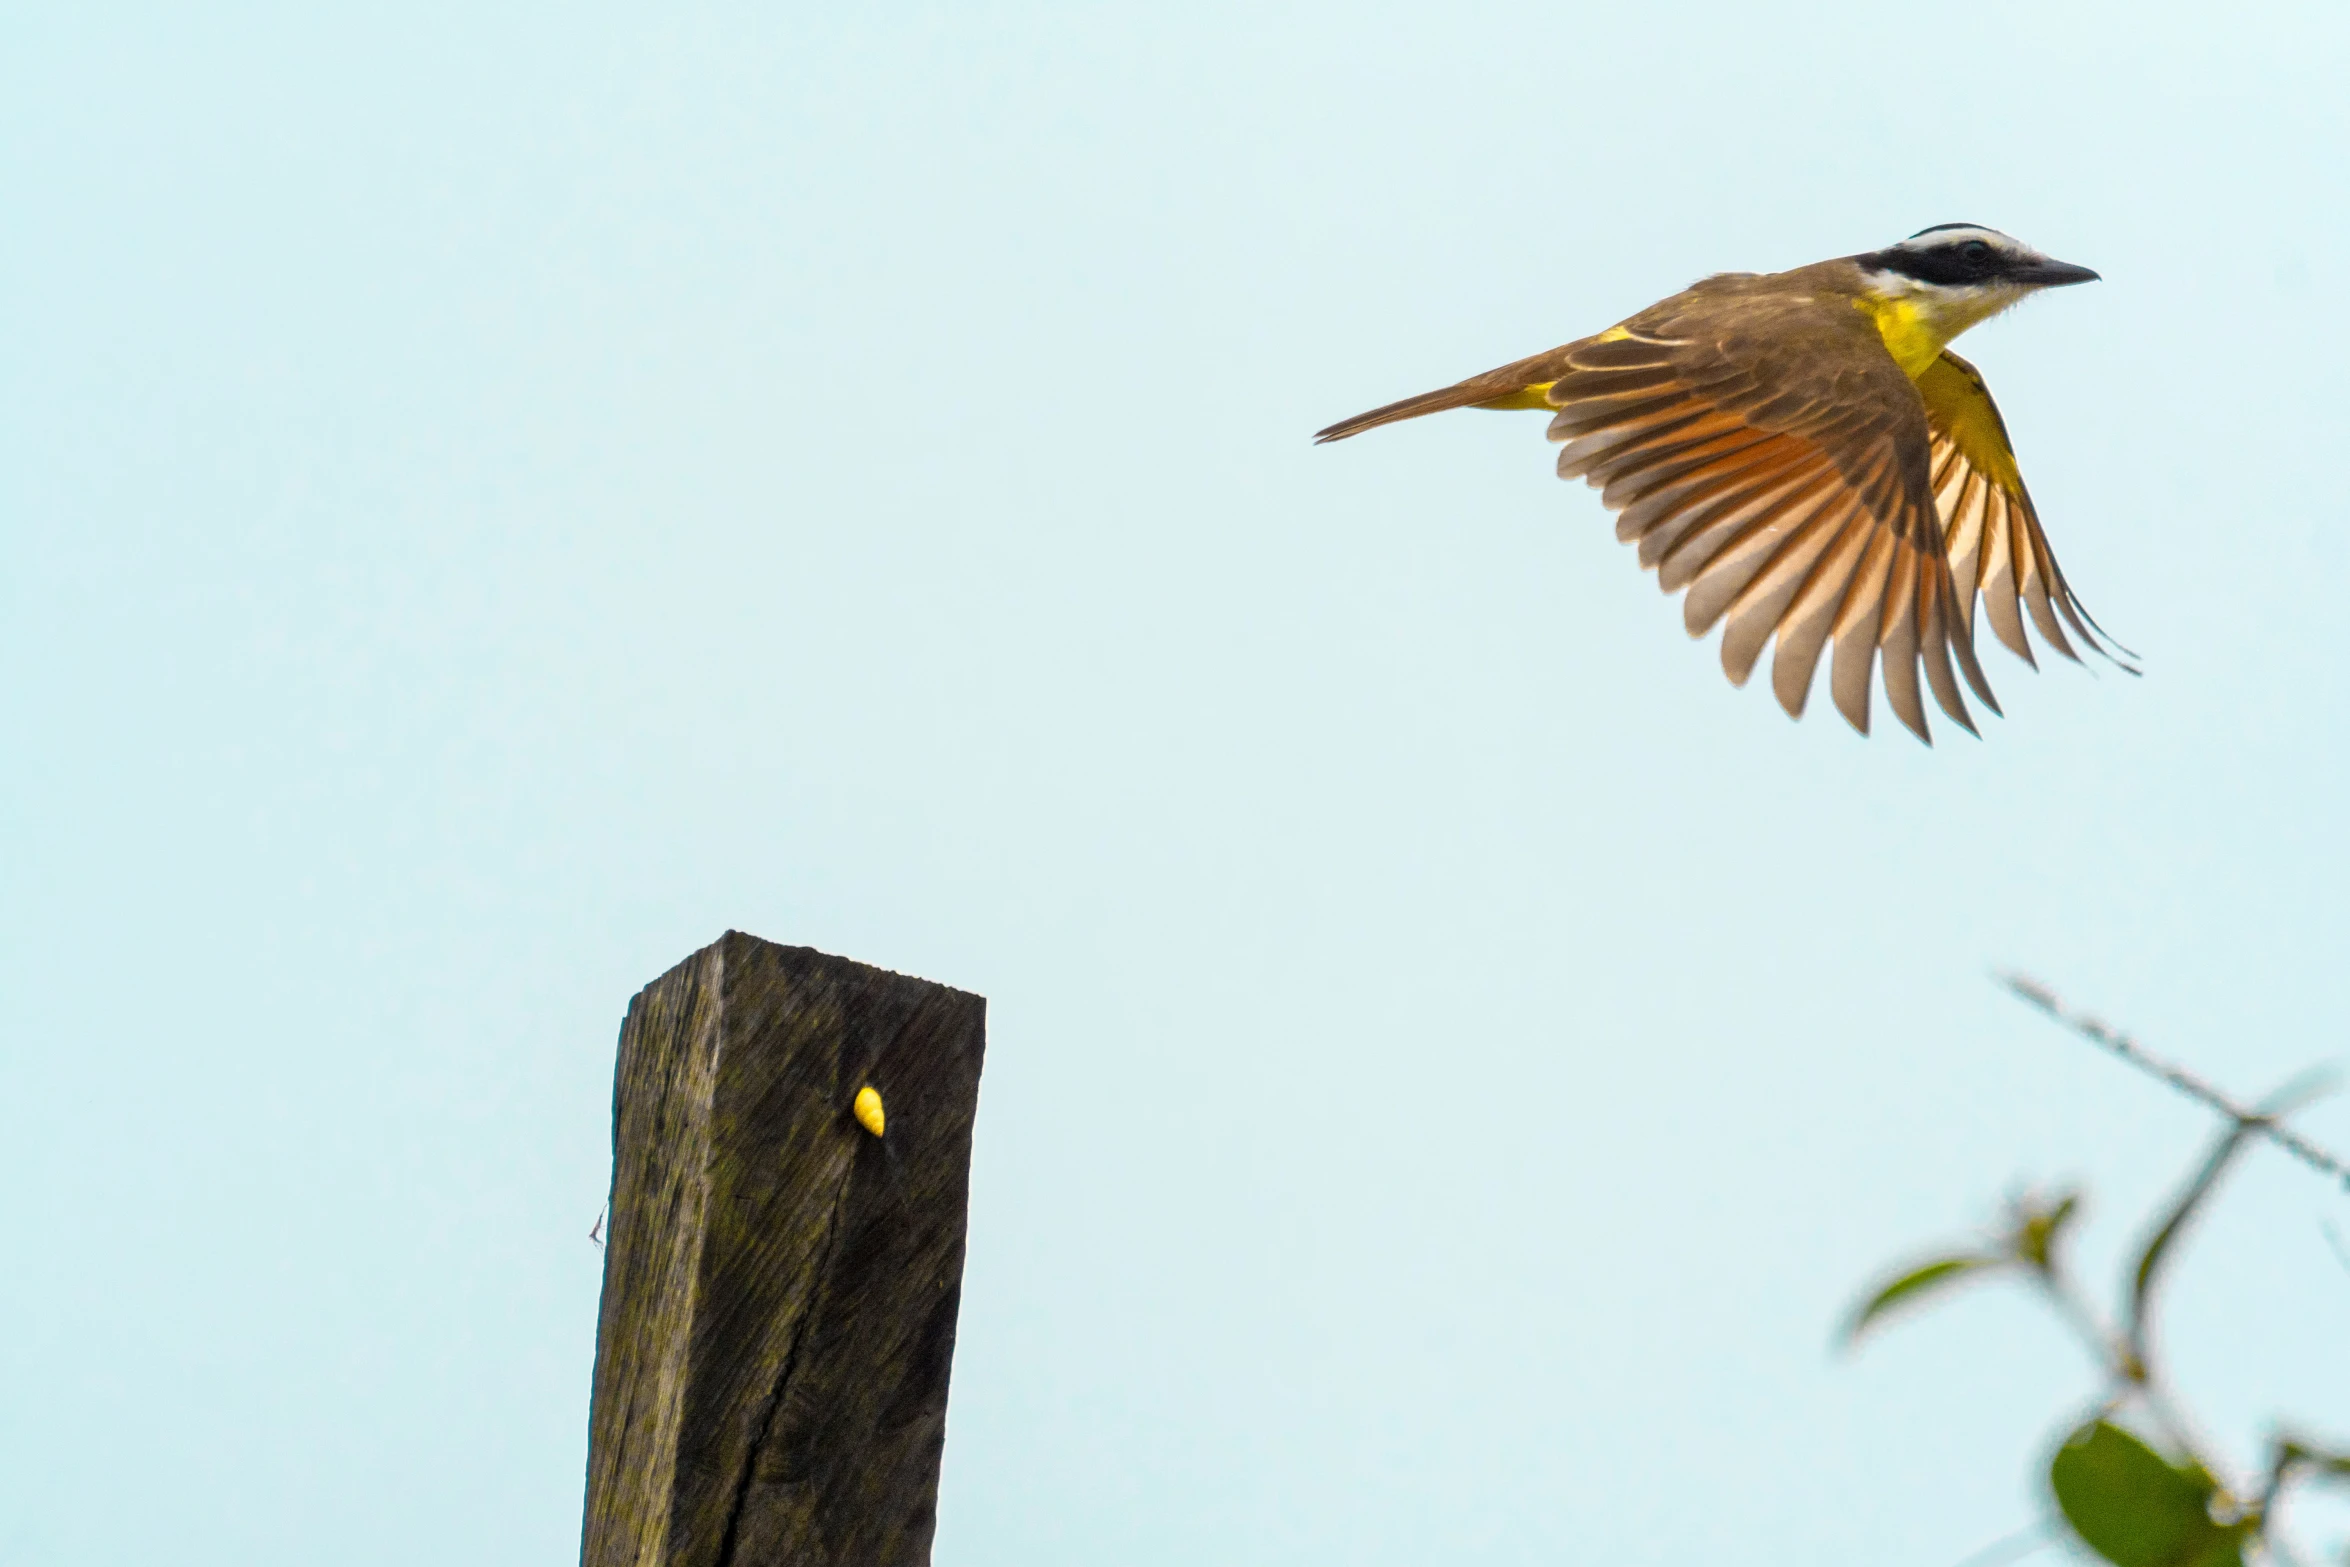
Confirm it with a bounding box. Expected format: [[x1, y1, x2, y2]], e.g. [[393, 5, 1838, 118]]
[[1859, 242, 2010, 286]]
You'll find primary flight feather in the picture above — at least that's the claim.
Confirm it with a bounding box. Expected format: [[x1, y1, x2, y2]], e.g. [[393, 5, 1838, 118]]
[[1316, 225, 2134, 744]]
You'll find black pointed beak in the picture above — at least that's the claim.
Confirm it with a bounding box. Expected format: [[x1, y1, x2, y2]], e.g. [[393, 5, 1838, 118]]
[[2010, 257, 2100, 287]]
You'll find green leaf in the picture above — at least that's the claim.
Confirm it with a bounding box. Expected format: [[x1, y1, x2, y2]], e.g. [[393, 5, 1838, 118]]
[[2048, 1420, 2246, 1567], [2128, 1121, 2260, 1359], [1840, 1255, 2001, 1346], [2011, 1190, 2082, 1273], [2128, 1070, 2333, 1357]]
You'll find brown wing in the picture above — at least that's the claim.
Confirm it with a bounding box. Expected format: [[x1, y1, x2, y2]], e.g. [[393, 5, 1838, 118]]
[[1545, 281, 1998, 743], [1920, 350, 2136, 673]]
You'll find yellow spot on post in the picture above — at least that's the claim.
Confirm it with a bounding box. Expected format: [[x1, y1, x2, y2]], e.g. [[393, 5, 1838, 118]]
[[852, 1085, 886, 1138]]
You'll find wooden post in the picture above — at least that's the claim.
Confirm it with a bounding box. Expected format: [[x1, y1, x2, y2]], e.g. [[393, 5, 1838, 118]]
[[581, 932, 987, 1567]]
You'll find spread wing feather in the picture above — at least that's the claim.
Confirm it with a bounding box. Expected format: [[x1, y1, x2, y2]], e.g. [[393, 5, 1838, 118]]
[[1919, 351, 2135, 673], [1540, 283, 1990, 742]]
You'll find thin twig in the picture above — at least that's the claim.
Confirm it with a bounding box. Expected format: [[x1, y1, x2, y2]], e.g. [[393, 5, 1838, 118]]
[[1999, 975, 2350, 1195], [2024, 1263, 2125, 1381]]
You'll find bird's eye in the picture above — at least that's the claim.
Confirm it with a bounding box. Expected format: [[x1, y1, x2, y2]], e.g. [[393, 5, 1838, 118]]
[[1961, 240, 1992, 262]]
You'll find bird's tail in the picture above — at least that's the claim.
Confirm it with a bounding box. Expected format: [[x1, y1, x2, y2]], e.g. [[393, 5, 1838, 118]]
[[1315, 341, 1577, 443], [1306, 382, 1504, 444], [1312, 380, 1534, 444]]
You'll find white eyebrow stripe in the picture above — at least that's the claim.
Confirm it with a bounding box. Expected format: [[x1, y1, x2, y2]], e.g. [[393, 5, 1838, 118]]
[[1895, 225, 2019, 252]]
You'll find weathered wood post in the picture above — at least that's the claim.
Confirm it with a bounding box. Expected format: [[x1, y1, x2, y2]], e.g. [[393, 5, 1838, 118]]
[[581, 932, 987, 1567]]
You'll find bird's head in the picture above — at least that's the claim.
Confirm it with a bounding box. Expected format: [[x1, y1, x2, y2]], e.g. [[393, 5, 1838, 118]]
[[1854, 224, 2100, 340]]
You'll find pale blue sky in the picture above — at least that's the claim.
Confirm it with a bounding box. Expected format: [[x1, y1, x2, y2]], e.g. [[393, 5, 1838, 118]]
[[6, 4, 2349, 1563]]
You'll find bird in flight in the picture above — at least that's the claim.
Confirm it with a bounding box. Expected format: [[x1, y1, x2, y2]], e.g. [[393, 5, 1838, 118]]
[[1316, 225, 2134, 743]]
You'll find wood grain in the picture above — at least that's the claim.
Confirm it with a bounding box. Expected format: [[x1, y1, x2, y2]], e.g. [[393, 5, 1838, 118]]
[[581, 932, 986, 1567]]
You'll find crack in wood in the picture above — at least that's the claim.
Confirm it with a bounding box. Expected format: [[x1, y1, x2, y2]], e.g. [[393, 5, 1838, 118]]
[[712, 1154, 857, 1567]]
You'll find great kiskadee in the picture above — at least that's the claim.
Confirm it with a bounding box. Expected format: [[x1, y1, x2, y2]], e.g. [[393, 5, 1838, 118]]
[[1316, 225, 2133, 743]]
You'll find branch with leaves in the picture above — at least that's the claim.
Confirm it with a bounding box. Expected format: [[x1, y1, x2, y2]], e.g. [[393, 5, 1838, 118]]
[[1844, 979, 2350, 1567]]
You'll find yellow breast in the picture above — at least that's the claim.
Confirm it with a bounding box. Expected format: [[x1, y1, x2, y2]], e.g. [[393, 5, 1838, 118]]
[[1855, 281, 2030, 380], [1856, 295, 1950, 380]]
